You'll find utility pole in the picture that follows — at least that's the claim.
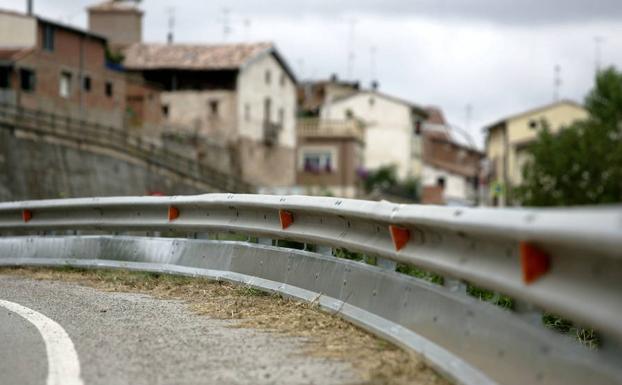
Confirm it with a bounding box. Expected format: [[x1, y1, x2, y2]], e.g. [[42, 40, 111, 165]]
[[465, 104, 473, 133], [220, 8, 232, 42], [369, 45, 377, 86], [166, 7, 175, 44], [346, 18, 357, 80], [553, 64, 562, 102], [243, 18, 251, 42], [594, 36, 605, 74]]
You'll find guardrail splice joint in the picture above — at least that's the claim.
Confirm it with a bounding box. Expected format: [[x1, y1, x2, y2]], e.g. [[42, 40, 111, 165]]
[[389, 225, 410, 251], [520, 242, 550, 284], [279, 210, 293, 229]]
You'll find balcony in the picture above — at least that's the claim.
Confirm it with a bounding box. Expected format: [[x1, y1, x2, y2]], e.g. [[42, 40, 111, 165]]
[[263, 121, 282, 146], [297, 118, 364, 142]]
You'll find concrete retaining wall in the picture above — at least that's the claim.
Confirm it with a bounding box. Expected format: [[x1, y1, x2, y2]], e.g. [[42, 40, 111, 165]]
[[0, 128, 208, 201]]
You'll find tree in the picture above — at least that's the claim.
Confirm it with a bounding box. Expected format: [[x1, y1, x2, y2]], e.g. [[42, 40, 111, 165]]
[[515, 67, 622, 206]]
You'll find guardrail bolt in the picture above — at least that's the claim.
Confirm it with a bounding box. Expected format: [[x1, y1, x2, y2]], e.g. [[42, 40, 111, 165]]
[[168, 206, 180, 221], [519, 242, 550, 284], [279, 209, 293, 229], [389, 225, 410, 251], [22, 209, 32, 223]]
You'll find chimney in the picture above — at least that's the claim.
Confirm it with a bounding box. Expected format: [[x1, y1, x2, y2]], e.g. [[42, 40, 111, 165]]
[[371, 80, 379, 91], [167, 32, 173, 44], [27, 0, 33, 15], [330, 73, 338, 83]]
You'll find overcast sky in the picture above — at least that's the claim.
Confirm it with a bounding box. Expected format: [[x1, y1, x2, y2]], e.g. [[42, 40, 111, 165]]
[[2, 0, 621, 148]]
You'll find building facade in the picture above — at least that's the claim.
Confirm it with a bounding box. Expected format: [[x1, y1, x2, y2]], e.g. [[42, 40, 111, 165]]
[[123, 42, 298, 188], [320, 90, 427, 180], [87, 0, 143, 52], [484, 100, 588, 206], [0, 10, 126, 127]]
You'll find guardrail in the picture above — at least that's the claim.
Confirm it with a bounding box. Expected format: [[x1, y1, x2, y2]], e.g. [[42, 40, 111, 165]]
[[0, 102, 254, 193], [0, 194, 621, 385]]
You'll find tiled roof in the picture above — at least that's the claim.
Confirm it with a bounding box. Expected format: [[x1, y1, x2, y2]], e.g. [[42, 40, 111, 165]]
[[425, 106, 447, 125], [123, 42, 274, 71]]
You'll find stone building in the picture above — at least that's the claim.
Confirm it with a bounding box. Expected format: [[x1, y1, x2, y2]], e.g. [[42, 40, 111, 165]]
[[123, 42, 298, 188], [0, 9, 126, 127]]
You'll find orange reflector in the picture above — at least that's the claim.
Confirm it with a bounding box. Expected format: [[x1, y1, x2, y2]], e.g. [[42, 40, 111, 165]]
[[279, 210, 293, 229], [520, 242, 550, 284], [22, 209, 32, 223], [168, 206, 180, 221], [389, 225, 410, 251]]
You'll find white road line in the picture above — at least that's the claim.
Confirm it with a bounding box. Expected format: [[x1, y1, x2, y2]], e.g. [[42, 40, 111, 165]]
[[0, 299, 84, 385]]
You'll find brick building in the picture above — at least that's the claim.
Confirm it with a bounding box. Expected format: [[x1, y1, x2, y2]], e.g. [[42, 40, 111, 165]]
[[0, 9, 126, 127]]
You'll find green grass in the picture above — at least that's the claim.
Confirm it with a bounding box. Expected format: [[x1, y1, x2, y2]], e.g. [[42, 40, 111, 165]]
[[396, 263, 444, 285]]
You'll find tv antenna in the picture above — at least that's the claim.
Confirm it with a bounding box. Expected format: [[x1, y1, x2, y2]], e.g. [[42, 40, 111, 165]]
[[166, 7, 175, 44], [220, 8, 232, 41], [346, 18, 358, 79], [553, 64, 562, 102]]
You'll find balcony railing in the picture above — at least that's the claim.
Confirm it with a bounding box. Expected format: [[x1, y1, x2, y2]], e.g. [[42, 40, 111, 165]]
[[263, 121, 282, 146], [297, 118, 364, 142]]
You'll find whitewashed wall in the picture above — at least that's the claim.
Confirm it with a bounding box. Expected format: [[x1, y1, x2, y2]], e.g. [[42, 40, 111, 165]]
[[321, 92, 416, 179], [237, 52, 297, 149], [422, 165, 474, 205], [0, 13, 36, 48]]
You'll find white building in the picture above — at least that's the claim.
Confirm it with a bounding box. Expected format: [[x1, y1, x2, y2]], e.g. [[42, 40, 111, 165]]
[[123, 42, 297, 188], [320, 89, 427, 180]]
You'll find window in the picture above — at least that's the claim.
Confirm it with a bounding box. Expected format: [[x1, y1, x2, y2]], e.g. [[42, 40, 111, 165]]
[[161, 104, 169, 117], [209, 100, 219, 116], [0, 67, 9, 89], [43, 24, 55, 51], [303, 151, 334, 173], [105, 81, 113, 97], [528, 119, 538, 129], [278, 107, 284, 124], [265, 70, 271, 85], [20, 68, 36, 92], [414, 120, 422, 135], [437, 176, 446, 188], [59, 71, 72, 98], [82, 76, 91, 92], [369, 97, 375, 106], [345, 109, 354, 119], [244, 103, 250, 122]]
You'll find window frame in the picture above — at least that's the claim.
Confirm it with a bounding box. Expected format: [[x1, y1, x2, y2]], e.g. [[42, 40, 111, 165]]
[[43, 24, 55, 52]]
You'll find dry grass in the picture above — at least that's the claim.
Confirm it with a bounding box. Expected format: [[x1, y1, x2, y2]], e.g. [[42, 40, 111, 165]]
[[0, 267, 451, 385]]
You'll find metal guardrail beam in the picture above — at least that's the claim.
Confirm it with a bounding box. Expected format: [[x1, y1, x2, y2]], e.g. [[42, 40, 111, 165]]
[[0, 194, 621, 345]]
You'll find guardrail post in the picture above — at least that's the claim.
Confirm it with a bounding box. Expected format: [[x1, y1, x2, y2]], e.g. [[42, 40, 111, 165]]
[[444, 277, 467, 295], [513, 300, 544, 326], [257, 238, 273, 246], [376, 256, 397, 271], [316, 245, 332, 256]]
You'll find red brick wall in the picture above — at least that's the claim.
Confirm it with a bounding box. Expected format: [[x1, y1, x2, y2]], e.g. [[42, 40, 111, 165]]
[[14, 21, 126, 127]]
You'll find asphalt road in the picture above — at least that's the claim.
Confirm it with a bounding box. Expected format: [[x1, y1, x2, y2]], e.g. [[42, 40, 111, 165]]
[[0, 274, 361, 385]]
